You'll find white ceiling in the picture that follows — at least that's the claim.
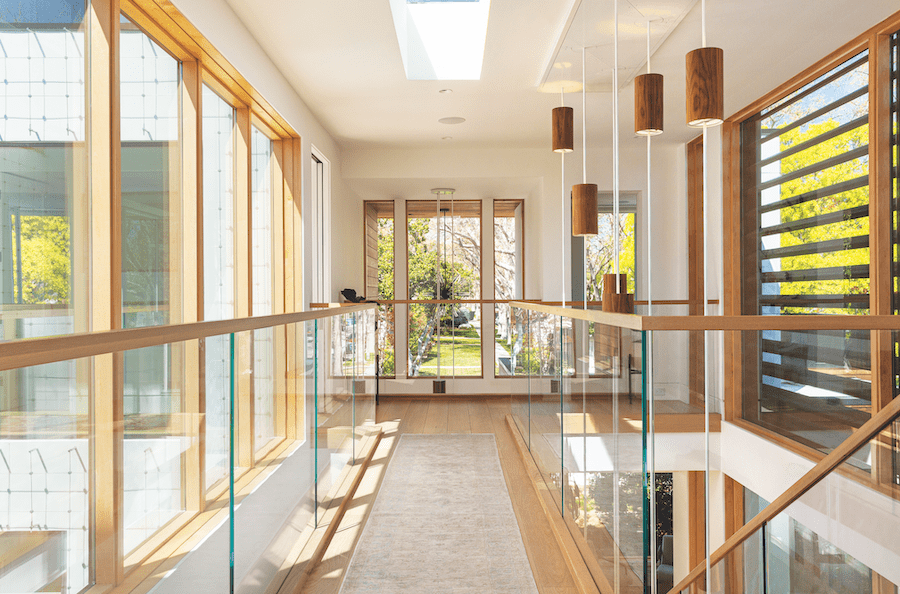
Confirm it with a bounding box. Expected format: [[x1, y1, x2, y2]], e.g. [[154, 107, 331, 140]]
[[222, 0, 899, 153]]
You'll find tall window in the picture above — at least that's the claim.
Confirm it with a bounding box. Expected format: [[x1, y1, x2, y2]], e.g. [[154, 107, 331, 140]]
[[407, 199, 481, 377], [585, 191, 637, 300], [119, 14, 186, 554], [201, 86, 234, 489], [310, 153, 328, 302], [740, 51, 871, 467], [493, 199, 524, 376], [364, 201, 395, 376], [0, 1, 90, 590], [252, 126, 276, 452]]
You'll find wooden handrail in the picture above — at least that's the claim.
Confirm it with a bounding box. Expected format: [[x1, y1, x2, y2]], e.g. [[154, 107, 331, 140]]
[[667, 393, 900, 594], [0, 303, 376, 373], [311, 298, 719, 307], [511, 301, 900, 332]]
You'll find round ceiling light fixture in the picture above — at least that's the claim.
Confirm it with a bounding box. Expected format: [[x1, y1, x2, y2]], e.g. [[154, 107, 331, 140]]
[[439, 88, 453, 94], [438, 117, 466, 125], [441, 136, 453, 141]]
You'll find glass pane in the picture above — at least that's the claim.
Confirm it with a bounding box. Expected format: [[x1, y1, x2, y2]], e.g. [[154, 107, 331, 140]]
[[586, 212, 636, 298], [201, 86, 234, 488], [0, 355, 90, 592], [0, 0, 88, 343], [251, 127, 275, 449], [119, 15, 183, 555], [120, 15, 181, 329]]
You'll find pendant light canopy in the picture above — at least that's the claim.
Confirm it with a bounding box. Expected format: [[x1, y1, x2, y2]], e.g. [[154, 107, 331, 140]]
[[634, 73, 664, 135], [572, 183, 598, 236], [552, 106, 574, 153], [686, 47, 723, 127]]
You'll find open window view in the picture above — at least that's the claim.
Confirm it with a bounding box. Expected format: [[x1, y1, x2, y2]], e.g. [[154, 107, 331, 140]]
[[406, 199, 482, 377]]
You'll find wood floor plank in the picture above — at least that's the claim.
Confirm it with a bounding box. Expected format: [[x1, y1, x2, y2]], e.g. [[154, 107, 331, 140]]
[[401, 399, 429, 433], [467, 398, 493, 433], [447, 398, 471, 433], [423, 398, 449, 433]]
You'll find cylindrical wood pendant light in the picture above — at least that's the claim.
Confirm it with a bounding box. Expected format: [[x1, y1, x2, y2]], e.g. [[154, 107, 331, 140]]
[[634, 73, 664, 135], [686, 47, 723, 127], [572, 183, 598, 236], [552, 106, 574, 153]]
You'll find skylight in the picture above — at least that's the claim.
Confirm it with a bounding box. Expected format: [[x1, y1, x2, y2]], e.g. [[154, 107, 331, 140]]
[[389, 0, 491, 80]]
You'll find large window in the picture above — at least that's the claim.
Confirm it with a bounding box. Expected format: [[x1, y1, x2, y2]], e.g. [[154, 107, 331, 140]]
[[364, 201, 395, 376], [407, 199, 482, 377], [202, 85, 234, 489], [739, 51, 872, 464], [251, 125, 276, 452], [119, 15, 186, 554], [0, 2, 90, 590], [493, 199, 524, 376]]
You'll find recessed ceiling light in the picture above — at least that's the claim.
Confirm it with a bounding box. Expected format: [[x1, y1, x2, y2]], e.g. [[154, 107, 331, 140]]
[[439, 88, 453, 94], [442, 136, 453, 140], [439, 117, 466, 124]]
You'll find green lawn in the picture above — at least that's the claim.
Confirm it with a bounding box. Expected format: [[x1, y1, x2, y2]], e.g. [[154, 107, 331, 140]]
[[416, 326, 482, 376]]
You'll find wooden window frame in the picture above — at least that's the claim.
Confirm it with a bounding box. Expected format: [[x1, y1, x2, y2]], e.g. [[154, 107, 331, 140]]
[[723, 10, 900, 500], [74, 0, 307, 589]]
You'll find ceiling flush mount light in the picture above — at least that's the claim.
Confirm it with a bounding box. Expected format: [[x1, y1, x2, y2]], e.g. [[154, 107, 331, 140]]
[[439, 116, 466, 124], [442, 136, 453, 140], [439, 88, 453, 94], [552, 106, 573, 153]]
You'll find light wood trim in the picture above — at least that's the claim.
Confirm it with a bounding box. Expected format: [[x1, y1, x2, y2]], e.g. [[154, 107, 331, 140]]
[[235, 107, 254, 468], [182, 59, 203, 511], [120, 0, 192, 62], [511, 303, 900, 332], [132, 0, 294, 138], [282, 141, 298, 440], [668, 393, 900, 594], [89, 0, 123, 584], [273, 141, 288, 445], [505, 416, 604, 594], [0, 306, 374, 375]]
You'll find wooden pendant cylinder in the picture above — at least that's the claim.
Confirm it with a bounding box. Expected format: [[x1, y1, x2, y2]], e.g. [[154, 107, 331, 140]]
[[601, 273, 634, 314], [552, 106, 574, 153], [572, 183, 598, 236], [686, 47, 724, 127], [634, 73, 664, 135]]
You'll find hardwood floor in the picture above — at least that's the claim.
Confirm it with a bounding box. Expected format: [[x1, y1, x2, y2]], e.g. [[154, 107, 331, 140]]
[[302, 396, 579, 594]]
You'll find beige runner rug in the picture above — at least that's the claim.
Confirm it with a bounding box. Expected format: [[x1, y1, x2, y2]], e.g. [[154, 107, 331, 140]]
[[340, 434, 540, 594]]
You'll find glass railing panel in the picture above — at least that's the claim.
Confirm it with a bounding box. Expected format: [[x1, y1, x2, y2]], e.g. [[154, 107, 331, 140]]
[[0, 355, 93, 593], [354, 309, 377, 458], [510, 306, 532, 447], [674, 403, 900, 594], [317, 314, 354, 497], [122, 342, 191, 556]]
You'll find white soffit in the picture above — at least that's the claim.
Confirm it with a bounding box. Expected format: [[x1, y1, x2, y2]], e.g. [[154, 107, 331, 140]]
[[389, 0, 492, 80], [539, 0, 696, 93]]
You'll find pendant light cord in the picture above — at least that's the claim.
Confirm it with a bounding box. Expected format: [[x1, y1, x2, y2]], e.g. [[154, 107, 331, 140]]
[[645, 19, 657, 594], [613, 0, 620, 290]]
